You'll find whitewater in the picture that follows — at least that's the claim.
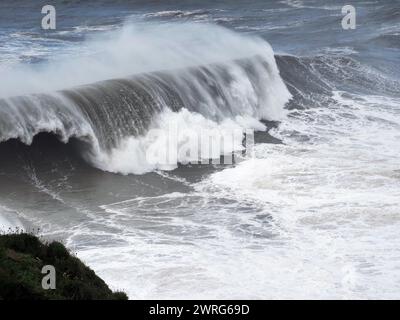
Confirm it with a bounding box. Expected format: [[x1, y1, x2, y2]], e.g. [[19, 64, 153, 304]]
[[1, 0, 399, 299], [0, 23, 290, 174]]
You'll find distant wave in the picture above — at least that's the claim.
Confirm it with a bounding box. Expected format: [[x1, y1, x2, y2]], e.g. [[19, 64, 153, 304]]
[[369, 34, 400, 49], [144, 10, 210, 19], [275, 53, 400, 107]]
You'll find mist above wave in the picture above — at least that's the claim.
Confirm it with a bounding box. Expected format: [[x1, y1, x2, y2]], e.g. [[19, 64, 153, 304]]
[[0, 22, 275, 98]]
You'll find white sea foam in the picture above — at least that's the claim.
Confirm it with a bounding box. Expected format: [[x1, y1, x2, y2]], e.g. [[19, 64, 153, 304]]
[[1, 3, 399, 301], [75, 91, 400, 299], [96, 108, 266, 175], [190, 91, 400, 298]]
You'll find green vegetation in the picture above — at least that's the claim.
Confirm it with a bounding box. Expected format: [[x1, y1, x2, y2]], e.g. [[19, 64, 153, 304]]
[[0, 231, 128, 300]]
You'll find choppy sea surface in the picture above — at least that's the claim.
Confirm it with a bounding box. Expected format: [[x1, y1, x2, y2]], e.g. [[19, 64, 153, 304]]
[[0, 0, 400, 299]]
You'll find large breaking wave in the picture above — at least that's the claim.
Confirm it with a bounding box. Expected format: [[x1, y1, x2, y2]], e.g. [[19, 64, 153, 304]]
[[0, 23, 290, 174]]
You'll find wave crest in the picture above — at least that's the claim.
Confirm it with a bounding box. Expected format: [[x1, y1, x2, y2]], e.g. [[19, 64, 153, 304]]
[[0, 23, 290, 174]]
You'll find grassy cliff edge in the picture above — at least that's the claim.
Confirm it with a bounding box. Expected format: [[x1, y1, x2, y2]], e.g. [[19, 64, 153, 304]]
[[0, 232, 127, 300]]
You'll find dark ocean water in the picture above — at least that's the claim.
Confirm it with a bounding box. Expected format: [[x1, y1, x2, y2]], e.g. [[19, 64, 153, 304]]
[[0, 0, 399, 299]]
